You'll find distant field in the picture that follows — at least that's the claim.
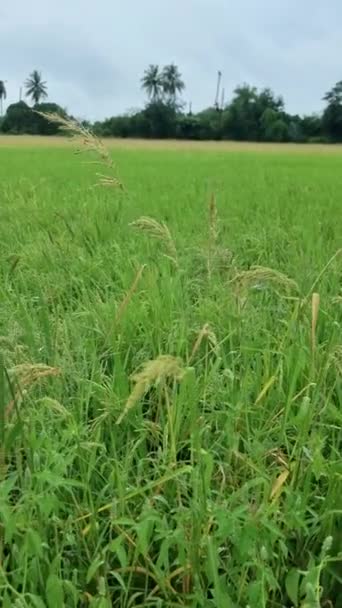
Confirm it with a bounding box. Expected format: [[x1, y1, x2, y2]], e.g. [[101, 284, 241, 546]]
[[1, 133, 342, 153], [0, 142, 341, 607]]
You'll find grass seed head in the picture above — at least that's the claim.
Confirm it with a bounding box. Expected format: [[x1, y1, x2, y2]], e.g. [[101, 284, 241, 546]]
[[36, 111, 124, 189], [230, 265, 299, 293], [5, 364, 61, 419], [190, 323, 219, 362], [116, 355, 185, 424], [8, 363, 61, 387], [130, 216, 178, 266], [208, 193, 219, 245]]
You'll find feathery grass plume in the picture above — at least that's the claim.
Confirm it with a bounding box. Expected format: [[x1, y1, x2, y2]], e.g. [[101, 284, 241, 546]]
[[36, 111, 124, 190], [5, 364, 60, 419], [311, 292, 320, 354], [327, 345, 342, 375], [230, 265, 299, 294], [208, 193, 219, 244], [206, 194, 233, 279], [130, 216, 178, 266], [332, 295, 342, 305], [207, 193, 219, 280], [114, 264, 146, 326], [267, 448, 289, 469], [229, 265, 298, 313], [270, 469, 289, 502], [208, 193, 218, 257], [189, 323, 219, 363], [116, 355, 185, 425], [213, 245, 234, 274]]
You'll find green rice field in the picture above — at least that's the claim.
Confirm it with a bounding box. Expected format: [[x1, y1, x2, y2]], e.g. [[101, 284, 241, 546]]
[[0, 137, 341, 607]]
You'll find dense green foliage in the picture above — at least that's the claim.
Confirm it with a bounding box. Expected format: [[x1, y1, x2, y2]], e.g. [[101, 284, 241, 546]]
[[322, 81, 342, 141], [92, 78, 342, 143], [1, 102, 66, 135], [1, 66, 342, 142], [0, 142, 341, 606]]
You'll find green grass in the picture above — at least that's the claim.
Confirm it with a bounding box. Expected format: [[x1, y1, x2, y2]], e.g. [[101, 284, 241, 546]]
[[0, 143, 341, 607]]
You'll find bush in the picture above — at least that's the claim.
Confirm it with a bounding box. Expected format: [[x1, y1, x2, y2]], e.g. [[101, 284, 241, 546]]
[[1, 102, 33, 134], [1, 101, 66, 135], [33, 103, 67, 135]]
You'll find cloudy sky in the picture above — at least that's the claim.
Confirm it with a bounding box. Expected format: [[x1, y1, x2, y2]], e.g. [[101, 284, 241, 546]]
[[1, 0, 341, 120]]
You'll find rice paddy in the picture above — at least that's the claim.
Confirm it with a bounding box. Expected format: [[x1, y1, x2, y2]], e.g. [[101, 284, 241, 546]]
[[0, 137, 341, 607]]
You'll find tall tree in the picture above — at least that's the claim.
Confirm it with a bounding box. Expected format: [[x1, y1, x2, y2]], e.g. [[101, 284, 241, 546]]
[[141, 65, 163, 102], [1, 101, 65, 135], [162, 64, 185, 106], [1, 101, 32, 134], [0, 80, 7, 116], [224, 84, 285, 141], [323, 80, 342, 105], [224, 85, 259, 140], [25, 70, 48, 105], [322, 80, 342, 141]]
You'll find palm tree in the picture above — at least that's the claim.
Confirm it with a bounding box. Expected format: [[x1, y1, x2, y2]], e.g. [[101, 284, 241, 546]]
[[141, 65, 163, 102], [25, 70, 48, 105], [162, 64, 185, 105], [0, 80, 7, 116]]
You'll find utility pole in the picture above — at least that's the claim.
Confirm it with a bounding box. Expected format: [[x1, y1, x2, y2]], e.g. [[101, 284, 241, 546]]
[[221, 87, 225, 111], [214, 70, 222, 111], [0, 80, 7, 117]]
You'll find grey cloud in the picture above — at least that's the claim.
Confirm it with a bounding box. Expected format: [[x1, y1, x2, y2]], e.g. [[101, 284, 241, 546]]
[[1, 0, 341, 119]]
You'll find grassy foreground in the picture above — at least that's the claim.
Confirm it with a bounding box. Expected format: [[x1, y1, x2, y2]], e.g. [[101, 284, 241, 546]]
[[0, 140, 341, 607]]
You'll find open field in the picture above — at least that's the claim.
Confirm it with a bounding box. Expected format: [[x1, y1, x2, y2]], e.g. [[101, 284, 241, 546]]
[[0, 140, 341, 607], [1, 134, 342, 154]]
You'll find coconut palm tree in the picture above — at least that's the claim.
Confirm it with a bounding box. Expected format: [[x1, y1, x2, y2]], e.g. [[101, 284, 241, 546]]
[[25, 70, 48, 105], [141, 65, 163, 102], [0, 80, 7, 116], [162, 64, 185, 106]]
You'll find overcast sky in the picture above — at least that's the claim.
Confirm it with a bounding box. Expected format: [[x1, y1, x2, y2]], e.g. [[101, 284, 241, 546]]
[[1, 0, 341, 120]]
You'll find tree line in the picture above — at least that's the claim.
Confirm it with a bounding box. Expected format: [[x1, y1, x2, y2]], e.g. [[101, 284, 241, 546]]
[[0, 71, 66, 135], [1, 66, 342, 142]]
